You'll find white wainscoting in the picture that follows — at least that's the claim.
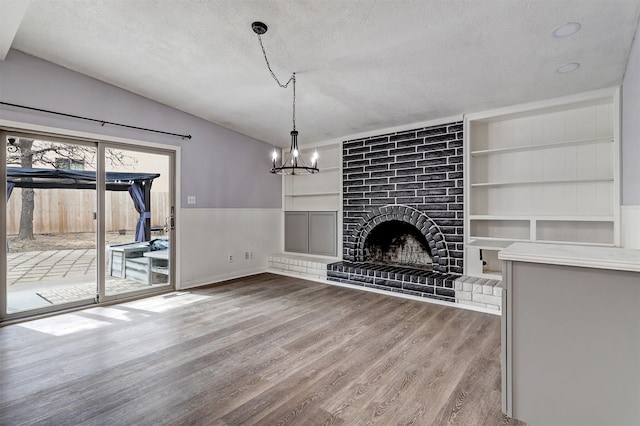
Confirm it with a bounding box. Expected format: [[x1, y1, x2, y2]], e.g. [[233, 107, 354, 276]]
[[178, 208, 282, 289], [621, 205, 640, 249]]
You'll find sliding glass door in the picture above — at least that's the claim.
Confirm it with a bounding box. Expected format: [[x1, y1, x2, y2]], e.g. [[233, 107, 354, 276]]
[[2, 130, 176, 321], [4, 133, 98, 315], [103, 145, 173, 300]]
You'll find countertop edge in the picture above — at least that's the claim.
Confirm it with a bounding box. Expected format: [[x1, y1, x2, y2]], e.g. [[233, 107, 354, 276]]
[[498, 243, 640, 273]]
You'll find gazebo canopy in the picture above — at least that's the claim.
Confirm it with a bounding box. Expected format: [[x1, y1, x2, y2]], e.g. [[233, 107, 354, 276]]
[[7, 167, 160, 191], [6, 167, 161, 242]]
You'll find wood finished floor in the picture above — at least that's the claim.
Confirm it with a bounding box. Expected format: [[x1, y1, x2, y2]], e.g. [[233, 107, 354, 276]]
[[0, 273, 525, 425]]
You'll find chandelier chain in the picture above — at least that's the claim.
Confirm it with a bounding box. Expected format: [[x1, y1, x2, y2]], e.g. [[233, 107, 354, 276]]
[[256, 34, 295, 88], [256, 33, 296, 130], [253, 21, 318, 175]]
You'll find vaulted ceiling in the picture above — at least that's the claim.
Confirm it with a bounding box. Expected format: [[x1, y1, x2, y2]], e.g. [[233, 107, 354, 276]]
[[2, 0, 640, 147]]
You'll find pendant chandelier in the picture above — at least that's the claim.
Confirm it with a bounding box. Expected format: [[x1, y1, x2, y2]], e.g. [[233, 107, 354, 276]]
[[252, 21, 319, 175]]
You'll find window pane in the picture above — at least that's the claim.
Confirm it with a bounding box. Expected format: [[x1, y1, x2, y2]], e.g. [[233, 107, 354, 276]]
[[6, 136, 97, 314]]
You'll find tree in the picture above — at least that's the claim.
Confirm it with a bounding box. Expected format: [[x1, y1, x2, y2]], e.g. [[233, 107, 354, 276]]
[[7, 138, 134, 240], [15, 138, 35, 240]]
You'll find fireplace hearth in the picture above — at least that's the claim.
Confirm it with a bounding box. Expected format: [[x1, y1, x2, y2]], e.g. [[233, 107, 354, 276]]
[[327, 261, 458, 302], [329, 205, 457, 303]]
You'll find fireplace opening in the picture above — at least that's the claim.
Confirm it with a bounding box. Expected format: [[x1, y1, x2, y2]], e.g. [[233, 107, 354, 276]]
[[363, 220, 433, 270]]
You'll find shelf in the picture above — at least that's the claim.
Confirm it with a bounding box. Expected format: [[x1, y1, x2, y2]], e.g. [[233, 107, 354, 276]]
[[469, 237, 616, 250], [470, 215, 614, 222], [284, 192, 340, 197], [470, 135, 613, 156], [534, 239, 615, 247], [471, 177, 613, 188], [468, 238, 528, 249]]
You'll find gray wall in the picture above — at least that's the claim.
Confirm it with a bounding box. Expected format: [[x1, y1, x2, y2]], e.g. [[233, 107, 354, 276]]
[[622, 22, 640, 205], [0, 50, 281, 209]]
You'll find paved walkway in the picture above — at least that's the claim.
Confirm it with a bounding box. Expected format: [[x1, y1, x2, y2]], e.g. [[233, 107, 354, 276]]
[[6, 249, 168, 314], [8, 249, 96, 286]]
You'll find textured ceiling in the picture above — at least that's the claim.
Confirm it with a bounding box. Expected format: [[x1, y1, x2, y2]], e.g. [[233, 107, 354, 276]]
[[6, 0, 640, 147]]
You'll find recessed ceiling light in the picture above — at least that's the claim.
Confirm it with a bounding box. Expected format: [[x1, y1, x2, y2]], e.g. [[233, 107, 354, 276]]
[[553, 22, 581, 38], [556, 62, 580, 73]]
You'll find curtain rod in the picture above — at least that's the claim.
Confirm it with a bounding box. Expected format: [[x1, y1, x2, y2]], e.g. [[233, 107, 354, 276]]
[[0, 101, 192, 140]]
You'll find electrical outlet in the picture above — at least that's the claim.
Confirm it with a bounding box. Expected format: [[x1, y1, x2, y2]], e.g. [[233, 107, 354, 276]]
[[227, 254, 233, 262], [187, 195, 196, 205], [244, 252, 249, 260], [250, 252, 254, 260]]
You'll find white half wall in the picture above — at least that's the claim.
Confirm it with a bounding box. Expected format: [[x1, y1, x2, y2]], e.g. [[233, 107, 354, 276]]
[[621, 21, 640, 249], [622, 20, 640, 205], [179, 208, 282, 289], [621, 205, 640, 249]]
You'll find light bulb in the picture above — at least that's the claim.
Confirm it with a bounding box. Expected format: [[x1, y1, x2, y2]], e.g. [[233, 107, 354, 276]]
[[293, 149, 299, 157], [272, 149, 278, 161]]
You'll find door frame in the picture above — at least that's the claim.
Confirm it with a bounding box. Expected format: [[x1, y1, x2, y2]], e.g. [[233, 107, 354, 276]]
[[1, 120, 181, 322], [100, 141, 177, 304]]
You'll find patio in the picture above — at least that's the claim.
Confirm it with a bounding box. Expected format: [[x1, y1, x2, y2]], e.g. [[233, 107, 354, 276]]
[[6, 165, 169, 315], [7, 248, 165, 314]]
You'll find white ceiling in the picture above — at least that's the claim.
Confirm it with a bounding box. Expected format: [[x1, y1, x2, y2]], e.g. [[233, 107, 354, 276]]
[[4, 0, 640, 147]]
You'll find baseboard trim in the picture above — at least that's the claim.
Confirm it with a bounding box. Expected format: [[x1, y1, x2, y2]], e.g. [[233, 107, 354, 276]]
[[179, 267, 268, 290], [180, 267, 500, 316], [266, 268, 500, 316]]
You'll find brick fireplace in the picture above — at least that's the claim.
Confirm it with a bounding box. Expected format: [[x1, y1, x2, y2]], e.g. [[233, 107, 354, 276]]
[[348, 204, 451, 273], [328, 121, 465, 303]]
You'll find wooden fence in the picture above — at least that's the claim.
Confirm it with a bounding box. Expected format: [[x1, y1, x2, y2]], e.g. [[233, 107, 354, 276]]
[[7, 188, 169, 235]]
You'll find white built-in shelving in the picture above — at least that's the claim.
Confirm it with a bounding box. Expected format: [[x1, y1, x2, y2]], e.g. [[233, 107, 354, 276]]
[[284, 192, 340, 197], [283, 144, 341, 211], [469, 135, 613, 156], [464, 88, 621, 279], [282, 143, 342, 258], [470, 177, 614, 187]]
